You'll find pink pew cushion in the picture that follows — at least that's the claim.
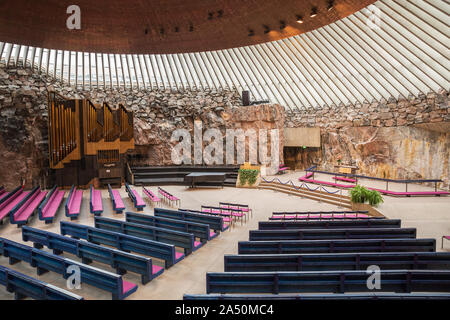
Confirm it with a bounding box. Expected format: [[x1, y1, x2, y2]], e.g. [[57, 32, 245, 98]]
[[194, 241, 202, 248], [175, 252, 184, 260], [444, 236, 450, 240], [209, 230, 217, 238], [42, 190, 65, 218], [15, 191, 47, 222], [152, 265, 164, 275], [92, 190, 103, 212], [122, 280, 137, 295], [112, 190, 125, 209], [132, 190, 145, 207], [68, 190, 83, 215]]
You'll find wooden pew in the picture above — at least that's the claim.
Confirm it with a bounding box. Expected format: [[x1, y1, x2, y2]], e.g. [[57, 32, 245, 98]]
[[248, 228, 417, 241], [258, 219, 401, 230], [22, 226, 163, 284], [206, 270, 450, 294], [94, 216, 203, 255], [0, 264, 83, 300], [60, 221, 184, 268], [224, 252, 450, 272], [237, 238, 436, 254], [0, 238, 138, 300], [155, 208, 228, 233], [126, 212, 218, 243]]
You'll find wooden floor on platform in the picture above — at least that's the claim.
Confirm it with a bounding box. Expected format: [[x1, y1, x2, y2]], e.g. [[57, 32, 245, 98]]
[[0, 176, 449, 300]]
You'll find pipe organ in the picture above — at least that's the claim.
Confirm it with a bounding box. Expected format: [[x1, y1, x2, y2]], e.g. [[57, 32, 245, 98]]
[[48, 93, 134, 187]]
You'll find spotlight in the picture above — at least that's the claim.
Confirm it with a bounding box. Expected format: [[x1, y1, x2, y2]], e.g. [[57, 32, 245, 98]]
[[263, 25, 270, 34], [248, 29, 255, 36], [296, 15, 304, 23], [174, 26, 180, 32], [159, 27, 165, 35], [144, 28, 148, 35], [327, 0, 334, 11], [217, 10, 224, 18], [208, 12, 214, 20], [189, 24, 194, 32], [310, 7, 318, 17], [280, 20, 286, 30]]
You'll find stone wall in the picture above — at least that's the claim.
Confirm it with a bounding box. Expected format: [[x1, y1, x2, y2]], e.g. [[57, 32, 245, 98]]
[[0, 64, 284, 188], [285, 92, 450, 189]]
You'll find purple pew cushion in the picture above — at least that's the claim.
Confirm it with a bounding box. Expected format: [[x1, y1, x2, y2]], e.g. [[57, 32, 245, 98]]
[[194, 241, 202, 248], [122, 280, 138, 295], [112, 190, 125, 210], [444, 236, 450, 240], [68, 190, 83, 215], [209, 230, 217, 238], [175, 252, 184, 260], [0, 191, 30, 220], [92, 189, 103, 212], [15, 190, 47, 222], [42, 190, 65, 218], [152, 265, 164, 275], [132, 190, 145, 207]]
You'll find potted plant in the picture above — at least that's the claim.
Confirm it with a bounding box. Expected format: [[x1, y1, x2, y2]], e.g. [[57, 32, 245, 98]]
[[350, 185, 384, 212]]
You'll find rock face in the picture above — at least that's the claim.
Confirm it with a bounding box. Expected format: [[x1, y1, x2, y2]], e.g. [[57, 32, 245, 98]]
[[0, 64, 285, 188], [285, 92, 450, 189]]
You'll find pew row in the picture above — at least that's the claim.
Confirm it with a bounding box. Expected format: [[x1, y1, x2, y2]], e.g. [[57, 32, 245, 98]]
[[158, 187, 180, 207], [38, 186, 65, 224], [270, 211, 373, 220], [143, 187, 160, 206], [60, 221, 184, 268], [65, 185, 83, 220], [249, 228, 417, 241], [155, 208, 229, 233], [90, 185, 103, 215], [108, 184, 125, 214], [126, 212, 218, 243], [0, 264, 83, 300], [219, 202, 253, 218], [206, 270, 450, 294], [10, 186, 47, 226], [184, 293, 450, 300], [224, 252, 450, 272], [125, 183, 145, 211], [94, 216, 203, 255], [237, 239, 436, 255], [258, 219, 401, 230], [0, 238, 138, 300], [202, 205, 245, 224], [0, 187, 29, 224], [22, 226, 163, 284]]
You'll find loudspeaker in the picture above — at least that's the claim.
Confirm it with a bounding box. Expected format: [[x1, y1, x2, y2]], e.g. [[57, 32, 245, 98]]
[[242, 91, 250, 106]]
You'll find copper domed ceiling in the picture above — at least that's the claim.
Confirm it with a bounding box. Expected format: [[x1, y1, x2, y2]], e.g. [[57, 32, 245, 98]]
[[0, 0, 376, 54]]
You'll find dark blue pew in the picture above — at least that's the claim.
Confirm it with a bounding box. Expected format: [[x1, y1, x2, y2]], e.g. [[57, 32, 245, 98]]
[[125, 183, 146, 211], [249, 228, 417, 241], [258, 219, 401, 230], [184, 293, 450, 300], [22, 226, 164, 284], [238, 238, 436, 254], [126, 212, 218, 243], [0, 238, 138, 300], [224, 252, 450, 272], [94, 216, 203, 255], [155, 207, 228, 232], [206, 270, 450, 294], [0, 264, 83, 300], [60, 221, 184, 268]]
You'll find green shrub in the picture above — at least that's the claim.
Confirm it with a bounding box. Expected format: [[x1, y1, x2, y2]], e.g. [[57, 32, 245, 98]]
[[350, 185, 383, 206], [238, 169, 259, 186]]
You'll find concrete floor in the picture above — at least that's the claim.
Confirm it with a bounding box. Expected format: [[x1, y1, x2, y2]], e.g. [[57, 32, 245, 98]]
[[0, 171, 449, 300]]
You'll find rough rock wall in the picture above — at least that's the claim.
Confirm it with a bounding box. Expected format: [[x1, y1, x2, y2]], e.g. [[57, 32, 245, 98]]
[[285, 92, 450, 189], [0, 64, 284, 188]]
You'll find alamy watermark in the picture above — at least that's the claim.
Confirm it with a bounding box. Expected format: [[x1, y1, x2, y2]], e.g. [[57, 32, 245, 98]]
[[66, 5, 81, 30], [170, 121, 280, 173]]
